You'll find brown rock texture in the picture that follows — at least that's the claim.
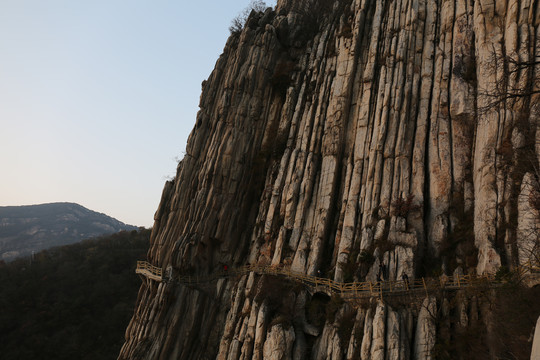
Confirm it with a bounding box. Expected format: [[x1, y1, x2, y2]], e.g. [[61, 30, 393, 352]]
[[119, 0, 540, 359]]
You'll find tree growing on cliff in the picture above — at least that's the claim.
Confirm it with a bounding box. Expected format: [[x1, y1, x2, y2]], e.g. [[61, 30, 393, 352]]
[[478, 47, 540, 269], [478, 55, 540, 115], [229, 0, 268, 35]]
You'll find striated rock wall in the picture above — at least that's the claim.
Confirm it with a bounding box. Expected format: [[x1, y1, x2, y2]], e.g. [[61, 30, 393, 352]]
[[119, 0, 540, 359]]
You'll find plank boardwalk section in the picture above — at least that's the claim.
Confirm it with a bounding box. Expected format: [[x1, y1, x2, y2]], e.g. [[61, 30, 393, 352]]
[[136, 261, 540, 299], [135, 261, 163, 282]]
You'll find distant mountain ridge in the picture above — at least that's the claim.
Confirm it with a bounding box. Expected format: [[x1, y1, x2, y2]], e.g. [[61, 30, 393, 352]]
[[0, 202, 138, 261]]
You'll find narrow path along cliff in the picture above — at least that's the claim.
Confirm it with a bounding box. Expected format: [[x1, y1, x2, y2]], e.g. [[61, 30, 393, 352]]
[[135, 260, 540, 299]]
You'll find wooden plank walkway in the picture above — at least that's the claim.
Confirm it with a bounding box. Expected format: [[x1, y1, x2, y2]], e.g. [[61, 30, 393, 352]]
[[135, 261, 540, 299], [135, 260, 163, 282]]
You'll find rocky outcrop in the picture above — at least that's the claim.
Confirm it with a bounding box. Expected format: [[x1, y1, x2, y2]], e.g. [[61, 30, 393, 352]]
[[119, 0, 540, 359], [518, 172, 540, 267], [263, 324, 295, 360], [414, 297, 436, 360]]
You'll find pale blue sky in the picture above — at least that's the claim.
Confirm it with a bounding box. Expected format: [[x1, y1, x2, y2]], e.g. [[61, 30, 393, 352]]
[[0, 0, 276, 227]]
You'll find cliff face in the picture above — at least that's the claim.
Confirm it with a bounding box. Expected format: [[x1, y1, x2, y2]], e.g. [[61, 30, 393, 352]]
[[119, 0, 540, 359]]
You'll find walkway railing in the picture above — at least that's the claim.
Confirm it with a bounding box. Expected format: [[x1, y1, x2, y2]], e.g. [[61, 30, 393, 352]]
[[135, 260, 163, 281], [136, 260, 539, 298]]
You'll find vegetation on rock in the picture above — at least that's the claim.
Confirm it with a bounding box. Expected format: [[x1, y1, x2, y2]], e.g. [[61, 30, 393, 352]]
[[229, 0, 269, 35]]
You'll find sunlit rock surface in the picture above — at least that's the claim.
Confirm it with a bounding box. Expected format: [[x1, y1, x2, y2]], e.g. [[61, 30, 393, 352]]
[[119, 0, 540, 359]]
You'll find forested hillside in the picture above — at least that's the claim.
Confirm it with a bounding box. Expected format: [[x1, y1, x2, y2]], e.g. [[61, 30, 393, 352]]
[[0, 228, 150, 360], [0, 202, 138, 261]]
